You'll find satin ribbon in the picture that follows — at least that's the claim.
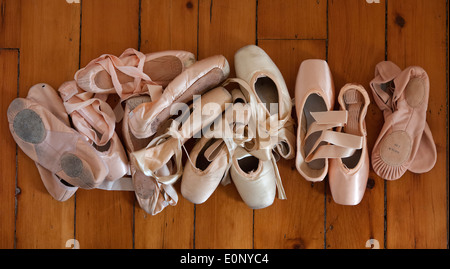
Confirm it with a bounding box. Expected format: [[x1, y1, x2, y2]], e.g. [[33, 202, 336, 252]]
[[221, 78, 288, 199], [131, 122, 184, 186], [75, 48, 159, 101], [303, 111, 364, 163]]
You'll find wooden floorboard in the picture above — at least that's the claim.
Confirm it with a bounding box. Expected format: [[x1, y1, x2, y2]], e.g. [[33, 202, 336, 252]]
[[0, 49, 19, 249], [255, 39, 327, 249], [195, 0, 256, 249], [326, 0, 386, 249], [135, 0, 197, 249], [16, 0, 80, 248], [75, 0, 139, 249], [386, 0, 447, 249], [0, 0, 447, 250]]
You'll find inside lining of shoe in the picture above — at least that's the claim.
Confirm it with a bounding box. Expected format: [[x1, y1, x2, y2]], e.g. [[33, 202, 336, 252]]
[[94, 139, 111, 152], [373, 80, 395, 105], [303, 94, 327, 170], [94, 55, 183, 89], [237, 155, 260, 174], [341, 89, 364, 169], [254, 76, 279, 115], [126, 96, 153, 150], [195, 138, 219, 171], [150, 67, 225, 136]]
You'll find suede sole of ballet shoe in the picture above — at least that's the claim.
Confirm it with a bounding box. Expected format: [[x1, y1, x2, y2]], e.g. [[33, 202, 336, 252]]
[[371, 69, 430, 180], [8, 98, 107, 189]]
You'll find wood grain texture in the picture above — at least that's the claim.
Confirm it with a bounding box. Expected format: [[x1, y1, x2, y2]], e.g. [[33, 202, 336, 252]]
[[0, 49, 18, 249], [0, 0, 447, 250], [195, 0, 256, 249], [255, 40, 327, 249], [140, 0, 198, 57], [76, 0, 139, 249], [135, 0, 197, 249], [386, 0, 447, 249], [16, 0, 80, 248], [0, 0, 21, 48], [326, 0, 386, 249], [257, 0, 327, 40]]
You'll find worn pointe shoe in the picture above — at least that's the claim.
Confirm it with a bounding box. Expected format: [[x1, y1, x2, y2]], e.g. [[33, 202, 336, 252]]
[[131, 86, 232, 181], [58, 81, 129, 182], [328, 84, 370, 206], [7, 97, 108, 189], [181, 137, 228, 204], [234, 45, 295, 161], [75, 48, 196, 100], [180, 88, 251, 204], [122, 94, 178, 215], [128, 54, 230, 139], [370, 61, 436, 176], [371, 63, 433, 180], [230, 147, 277, 209], [26, 83, 78, 201], [295, 59, 335, 182]]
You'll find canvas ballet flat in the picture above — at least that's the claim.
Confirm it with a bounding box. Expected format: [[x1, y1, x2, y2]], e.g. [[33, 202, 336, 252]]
[[26, 83, 78, 201], [369, 61, 436, 177], [8, 96, 108, 189], [122, 94, 178, 215], [58, 81, 129, 182], [328, 84, 370, 206], [128, 54, 230, 139], [75, 48, 196, 100], [370, 62, 434, 180]]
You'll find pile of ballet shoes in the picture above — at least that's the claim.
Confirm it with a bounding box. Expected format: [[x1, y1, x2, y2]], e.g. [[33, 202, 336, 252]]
[[7, 45, 436, 215]]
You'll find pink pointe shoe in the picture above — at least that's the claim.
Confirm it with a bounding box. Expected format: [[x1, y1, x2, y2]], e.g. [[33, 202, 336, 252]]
[[58, 81, 129, 184], [127, 54, 230, 139], [75, 48, 196, 100], [328, 84, 370, 205], [122, 95, 178, 215], [130, 86, 232, 181], [8, 94, 108, 190], [370, 61, 435, 180], [26, 83, 78, 201], [295, 59, 335, 182]]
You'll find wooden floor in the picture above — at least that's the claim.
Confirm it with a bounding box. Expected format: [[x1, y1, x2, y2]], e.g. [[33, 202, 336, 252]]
[[0, 0, 448, 249]]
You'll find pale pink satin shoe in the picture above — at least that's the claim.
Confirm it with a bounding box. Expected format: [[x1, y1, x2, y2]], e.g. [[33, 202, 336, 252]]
[[181, 137, 229, 204], [75, 48, 196, 100], [26, 83, 78, 201], [58, 81, 129, 183], [230, 146, 277, 209], [370, 62, 434, 180], [328, 84, 370, 206], [122, 94, 178, 215], [128, 54, 230, 139], [234, 44, 296, 161], [370, 61, 436, 179], [8, 95, 108, 190], [130, 86, 232, 182], [180, 88, 251, 204], [295, 59, 335, 182]]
